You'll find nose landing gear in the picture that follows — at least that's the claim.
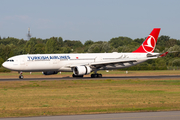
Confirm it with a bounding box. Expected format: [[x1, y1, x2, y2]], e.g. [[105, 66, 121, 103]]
[[19, 71, 24, 79]]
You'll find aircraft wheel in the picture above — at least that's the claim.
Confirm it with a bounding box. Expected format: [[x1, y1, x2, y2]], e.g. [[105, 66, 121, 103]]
[[72, 74, 83, 78], [91, 74, 93, 78], [19, 75, 23, 79], [91, 74, 96, 78], [98, 74, 102, 78], [91, 74, 102, 78]]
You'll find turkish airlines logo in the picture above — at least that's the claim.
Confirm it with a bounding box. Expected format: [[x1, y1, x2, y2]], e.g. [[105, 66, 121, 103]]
[[142, 35, 156, 53]]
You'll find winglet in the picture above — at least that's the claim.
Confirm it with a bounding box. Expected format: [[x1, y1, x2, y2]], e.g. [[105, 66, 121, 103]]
[[132, 28, 161, 53]]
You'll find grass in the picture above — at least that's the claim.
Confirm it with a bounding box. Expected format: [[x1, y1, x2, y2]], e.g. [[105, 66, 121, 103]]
[[0, 79, 180, 117]]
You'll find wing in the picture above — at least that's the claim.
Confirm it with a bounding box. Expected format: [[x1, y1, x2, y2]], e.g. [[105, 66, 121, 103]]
[[66, 56, 158, 68]]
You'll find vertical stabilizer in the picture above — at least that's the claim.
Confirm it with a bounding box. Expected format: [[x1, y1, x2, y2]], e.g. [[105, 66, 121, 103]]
[[132, 28, 161, 53]]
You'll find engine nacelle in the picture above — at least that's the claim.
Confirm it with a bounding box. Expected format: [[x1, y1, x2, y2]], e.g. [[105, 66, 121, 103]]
[[73, 66, 91, 75], [43, 71, 58, 75]]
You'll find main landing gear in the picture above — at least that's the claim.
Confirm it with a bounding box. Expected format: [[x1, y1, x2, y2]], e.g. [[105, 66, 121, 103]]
[[72, 73, 102, 78], [19, 71, 24, 79], [72, 70, 102, 78], [91, 73, 102, 78], [91, 70, 102, 78], [72, 74, 84, 78]]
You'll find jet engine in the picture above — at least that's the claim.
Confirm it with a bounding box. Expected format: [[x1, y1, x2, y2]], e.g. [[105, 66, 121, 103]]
[[43, 71, 58, 75], [73, 66, 91, 75]]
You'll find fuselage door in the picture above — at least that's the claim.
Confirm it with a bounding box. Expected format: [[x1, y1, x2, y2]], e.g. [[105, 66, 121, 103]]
[[20, 57, 25, 65]]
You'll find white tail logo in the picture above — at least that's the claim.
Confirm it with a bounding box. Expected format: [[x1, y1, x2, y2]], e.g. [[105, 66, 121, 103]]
[[142, 35, 156, 53], [145, 36, 154, 48]]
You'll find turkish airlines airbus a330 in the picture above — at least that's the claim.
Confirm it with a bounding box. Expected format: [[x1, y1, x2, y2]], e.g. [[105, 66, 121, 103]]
[[2, 28, 166, 79]]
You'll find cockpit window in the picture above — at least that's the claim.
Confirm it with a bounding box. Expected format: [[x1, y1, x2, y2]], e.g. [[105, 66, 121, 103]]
[[6, 59, 14, 62]]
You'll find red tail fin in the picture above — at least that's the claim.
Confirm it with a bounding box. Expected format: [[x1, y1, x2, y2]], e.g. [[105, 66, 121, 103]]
[[132, 28, 161, 53]]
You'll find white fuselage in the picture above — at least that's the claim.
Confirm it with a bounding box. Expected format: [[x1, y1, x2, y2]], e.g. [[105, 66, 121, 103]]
[[2, 52, 158, 72]]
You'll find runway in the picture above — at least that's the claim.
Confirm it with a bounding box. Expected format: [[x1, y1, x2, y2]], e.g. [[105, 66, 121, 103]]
[[1, 111, 180, 120], [1, 75, 180, 81]]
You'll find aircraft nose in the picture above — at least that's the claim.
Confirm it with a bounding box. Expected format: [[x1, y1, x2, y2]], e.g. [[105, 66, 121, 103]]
[[2, 61, 18, 71], [2, 62, 8, 69]]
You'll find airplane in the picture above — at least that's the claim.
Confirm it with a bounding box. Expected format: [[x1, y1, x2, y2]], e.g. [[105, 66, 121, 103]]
[[2, 28, 165, 79]]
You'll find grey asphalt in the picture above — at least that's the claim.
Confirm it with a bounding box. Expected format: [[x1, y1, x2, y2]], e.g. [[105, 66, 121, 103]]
[[1, 75, 180, 81], [1, 111, 180, 120]]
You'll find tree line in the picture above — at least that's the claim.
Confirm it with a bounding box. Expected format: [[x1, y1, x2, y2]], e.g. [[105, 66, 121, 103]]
[[0, 35, 180, 71]]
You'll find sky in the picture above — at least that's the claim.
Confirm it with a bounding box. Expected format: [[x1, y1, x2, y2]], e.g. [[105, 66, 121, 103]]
[[0, 0, 180, 43]]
